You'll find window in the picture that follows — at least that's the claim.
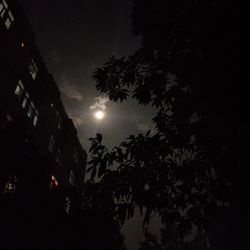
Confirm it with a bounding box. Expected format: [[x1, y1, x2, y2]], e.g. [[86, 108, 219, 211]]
[[33, 109, 39, 126], [55, 110, 62, 129], [65, 197, 70, 214], [27, 101, 35, 118], [14, 80, 24, 100], [28, 58, 38, 79], [48, 135, 55, 152], [14, 80, 39, 126], [0, 0, 14, 29], [69, 170, 75, 186], [56, 148, 62, 165], [57, 116, 62, 129], [21, 92, 29, 109], [73, 148, 78, 163], [27, 101, 39, 126]]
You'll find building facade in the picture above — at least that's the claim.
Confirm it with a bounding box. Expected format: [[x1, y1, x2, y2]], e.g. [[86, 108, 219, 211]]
[[0, 0, 87, 201]]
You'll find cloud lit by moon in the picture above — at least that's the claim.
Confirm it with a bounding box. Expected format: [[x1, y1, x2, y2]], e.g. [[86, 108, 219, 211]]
[[90, 96, 109, 110], [90, 97, 108, 121]]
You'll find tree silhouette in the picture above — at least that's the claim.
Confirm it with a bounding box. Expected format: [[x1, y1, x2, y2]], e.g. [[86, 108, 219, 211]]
[[0, 120, 126, 250], [89, 0, 245, 247], [139, 224, 208, 250]]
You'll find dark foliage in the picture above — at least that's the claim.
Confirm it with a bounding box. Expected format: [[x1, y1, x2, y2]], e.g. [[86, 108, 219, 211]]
[[90, 0, 246, 248], [139, 224, 208, 250], [0, 120, 126, 250]]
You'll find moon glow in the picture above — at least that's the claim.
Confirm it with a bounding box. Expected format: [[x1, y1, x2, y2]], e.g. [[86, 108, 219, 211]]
[[94, 110, 104, 120]]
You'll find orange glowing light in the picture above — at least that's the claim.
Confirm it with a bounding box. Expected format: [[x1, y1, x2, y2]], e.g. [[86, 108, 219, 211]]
[[50, 175, 59, 188]]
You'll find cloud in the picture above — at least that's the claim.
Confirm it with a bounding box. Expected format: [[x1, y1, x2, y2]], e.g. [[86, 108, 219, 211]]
[[90, 96, 109, 110], [59, 76, 83, 101]]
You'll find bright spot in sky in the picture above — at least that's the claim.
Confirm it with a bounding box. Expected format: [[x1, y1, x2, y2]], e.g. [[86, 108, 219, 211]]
[[94, 110, 104, 120]]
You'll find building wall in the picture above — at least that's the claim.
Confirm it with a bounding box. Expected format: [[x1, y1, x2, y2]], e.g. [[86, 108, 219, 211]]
[[0, 0, 87, 195]]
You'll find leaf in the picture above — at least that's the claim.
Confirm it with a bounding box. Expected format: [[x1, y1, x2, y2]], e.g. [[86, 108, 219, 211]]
[[92, 145, 104, 156], [91, 167, 97, 180], [109, 88, 129, 102], [142, 208, 152, 227], [117, 147, 124, 162], [98, 159, 107, 178], [96, 133, 102, 143], [86, 165, 95, 172], [118, 205, 127, 225], [89, 137, 97, 142], [132, 85, 152, 105], [89, 142, 98, 154]]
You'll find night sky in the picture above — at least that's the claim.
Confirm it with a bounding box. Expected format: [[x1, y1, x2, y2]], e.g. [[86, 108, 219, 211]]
[[15, 0, 158, 249], [16, 0, 157, 151]]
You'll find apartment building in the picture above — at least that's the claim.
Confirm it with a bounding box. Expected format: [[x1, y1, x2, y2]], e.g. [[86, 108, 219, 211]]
[[0, 0, 87, 200]]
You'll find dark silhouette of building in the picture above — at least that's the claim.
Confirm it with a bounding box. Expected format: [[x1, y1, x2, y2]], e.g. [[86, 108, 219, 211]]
[[0, 0, 87, 202]]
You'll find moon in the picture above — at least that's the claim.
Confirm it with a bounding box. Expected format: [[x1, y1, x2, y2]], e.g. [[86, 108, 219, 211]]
[[94, 110, 104, 120]]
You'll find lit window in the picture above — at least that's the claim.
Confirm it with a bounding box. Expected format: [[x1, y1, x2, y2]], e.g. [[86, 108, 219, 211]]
[[48, 135, 55, 152], [2, 0, 7, 9], [50, 175, 59, 189], [69, 170, 75, 186], [27, 101, 39, 126], [0, 1, 6, 17], [4, 16, 11, 28], [14, 80, 24, 100], [57, 117, 62, 129], [65, 197, 70, 214], [22, 92, 29, 109], [28, 58, 38, 80], [27, 101, 35, 118], [8, 8, 13, 20], [14, 80, 39, 126], [55, 110, 62, 129], [33, 110, 39, 126], [0, 0, 14, 30]]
